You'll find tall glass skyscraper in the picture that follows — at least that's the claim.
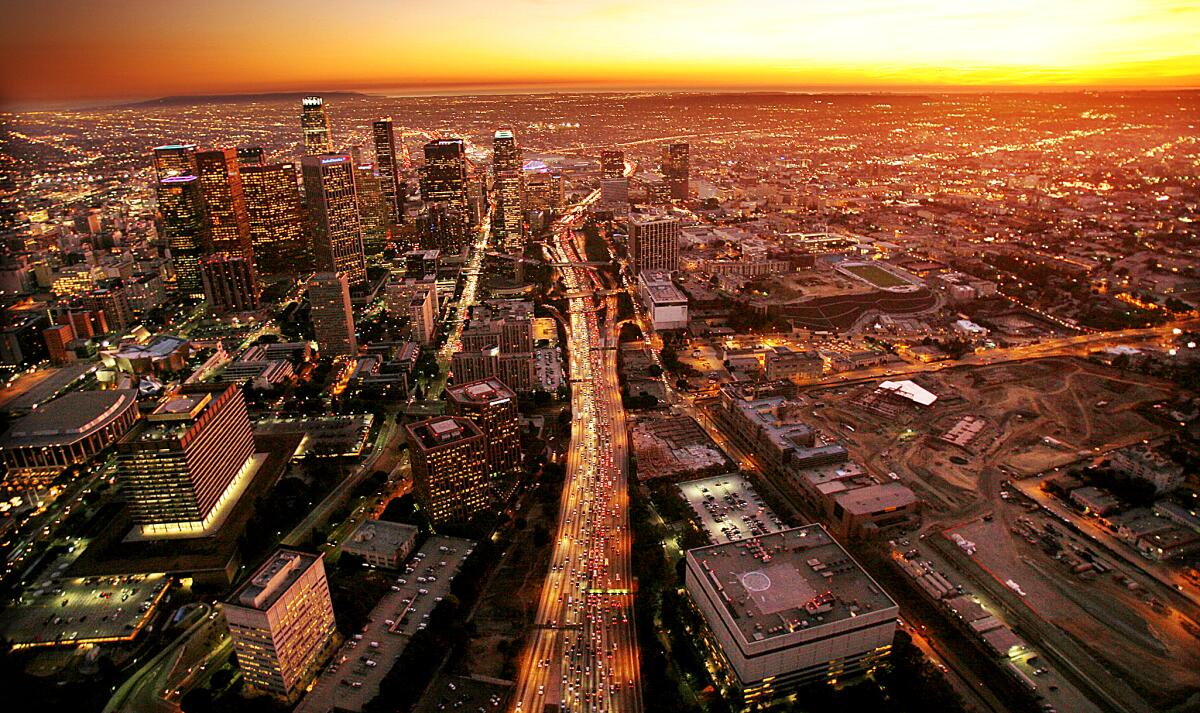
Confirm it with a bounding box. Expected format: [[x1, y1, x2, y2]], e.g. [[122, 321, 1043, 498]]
[[492, 129, 525, 252], [241, 162, 309, 274], [300, 96, 332, 155], [372, 117, 403, 225], [158, 175, 207, 297], [301, 154, 366, 285]]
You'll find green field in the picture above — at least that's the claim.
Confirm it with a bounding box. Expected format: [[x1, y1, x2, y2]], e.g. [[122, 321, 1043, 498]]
[[844, 263, 909, 288]]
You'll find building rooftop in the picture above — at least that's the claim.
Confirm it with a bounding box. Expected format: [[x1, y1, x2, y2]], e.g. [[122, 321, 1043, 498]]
[[686, 525, 896, 646], [342, 519, 419, 558], [446, 377, 516, 406], [833, 482, 918, 515], [407, 416, 482, 450], [877, 379, 937, 406], [230, 549, 321, 611], [1, 389, 138, 448]]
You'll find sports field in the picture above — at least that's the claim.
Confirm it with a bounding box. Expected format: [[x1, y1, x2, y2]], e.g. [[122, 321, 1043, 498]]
[[843, 263, 909, 288]]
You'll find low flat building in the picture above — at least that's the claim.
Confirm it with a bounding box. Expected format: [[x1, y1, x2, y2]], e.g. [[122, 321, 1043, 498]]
[[685, 525, 897, 706], [341, 519, 419, 569], [1, 389, 140, 482], [637, 270, 688, 330]]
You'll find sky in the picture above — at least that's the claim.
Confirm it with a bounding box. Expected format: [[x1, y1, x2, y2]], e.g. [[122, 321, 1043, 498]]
[[1, 0, 1198, 105]]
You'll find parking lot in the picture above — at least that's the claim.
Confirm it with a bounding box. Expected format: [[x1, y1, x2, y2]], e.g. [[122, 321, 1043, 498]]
[[296, 535, 476, 713], [1, 572, 170, 649], [677, 473, 785, 544]]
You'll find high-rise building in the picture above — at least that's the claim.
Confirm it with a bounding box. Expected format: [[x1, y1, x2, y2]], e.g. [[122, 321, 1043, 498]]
[[600, 178, 629, 213], [241, 162, 308, 274], [354, 162, 389, 257], [629, 214, 680, 273], [153, 144, 198, 182], [600, 149, 625, 180], [301, 96, 332, 155], [116, 384, 257, 537], [224, 549, 336, 701], [491, 129, 525, 252], [372, 117, 403, 225], [84, 284, 134, 331], [236, 146, 265, 166], [524, 167, 565, 212], [446, 377, 522, 481], [406, 416, 490, 525], [301, 154, 367, 285], [307, 272, 357, 358], [420, 138, 469, 203], [662, 142, 690, 200], [195, 148, 253, 261], [407, 281, 438, 345], [158, 175, 207, 297], [201, 254, 259, 313], [418, 202, 470, 255], [42, 323, 75, 365]]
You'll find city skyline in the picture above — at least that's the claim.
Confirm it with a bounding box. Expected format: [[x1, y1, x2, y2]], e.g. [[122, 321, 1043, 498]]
[[2, 0, 1199, 106]]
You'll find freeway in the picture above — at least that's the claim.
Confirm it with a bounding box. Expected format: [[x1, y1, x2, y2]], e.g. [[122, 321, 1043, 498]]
[[513, 190, 642, 713]]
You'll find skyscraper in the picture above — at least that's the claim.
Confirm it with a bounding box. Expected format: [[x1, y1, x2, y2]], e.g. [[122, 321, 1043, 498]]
[[354, 162, 388, 257], [195, 148, 253, 261], [201, 254, 260, 313], [236, 146, 265, 166], [492, 129, 525, 252], [662, 142, 690, 200], [601, 149, 625, 179], [372, 117, 404, 225], [446, 377, 522, 482], [116, 384, 256, 536], [158, 175, 207, 297], [224, 549, 337, 701], [241, 162, 309, 274], [629, 214, 680, 274], [405, 416, 491, 525], [301, 154, 367, 285], [307, 272, 357, 358], [153, 144, 198, 181], [301, 96, 332, 155], [420, 138, 472, 254]]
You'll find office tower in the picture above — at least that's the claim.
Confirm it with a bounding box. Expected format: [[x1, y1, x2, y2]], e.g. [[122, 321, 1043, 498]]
[[419, 201, 469, 255], [42, 323, 74, 365], [407, 282, 438, 344], [446, 377, 522, 480], [630, 214, 680, 274], [685, 526, 897, 703], [201, 254, 259, 313], [524, 167, 564, 212], [301, 96, 332, 155], [195, 148, 253, 261], [84, 284, 134, 331], [491, 129, 525, 252], [307, 272, 357, 358], [301, 154, 367, 285], [600, 177, 629, 213], [662, 142, 690, 200], [241, 162, 308, 274], [354, 162, 388, 257], [601, 149, 625, 179], [372, 117, 403, 224], [642, 175, 672, 205], [224, 550, 336, 701], [237, 146, 265, 166], [420, 138, 471, 230], [116, 384, 256, 536], [153, 144, 198, 181], [404, 248, 440, 278], [158, 175, 207, 297], [405, 416, 490, 525]]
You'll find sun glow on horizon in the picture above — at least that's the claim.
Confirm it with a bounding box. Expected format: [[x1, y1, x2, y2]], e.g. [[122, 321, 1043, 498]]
[[1, 0, 1198, 104]]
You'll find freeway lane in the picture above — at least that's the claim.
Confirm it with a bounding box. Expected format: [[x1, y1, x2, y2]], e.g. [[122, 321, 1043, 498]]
[[513, 191, 642, 713]]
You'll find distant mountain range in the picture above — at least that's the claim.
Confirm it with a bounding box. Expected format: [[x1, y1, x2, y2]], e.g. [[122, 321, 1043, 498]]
[[113, 91, 376, 108]]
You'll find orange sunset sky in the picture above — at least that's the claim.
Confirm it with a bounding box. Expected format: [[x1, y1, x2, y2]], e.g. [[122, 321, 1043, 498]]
[[1, 0, 1198, 105]]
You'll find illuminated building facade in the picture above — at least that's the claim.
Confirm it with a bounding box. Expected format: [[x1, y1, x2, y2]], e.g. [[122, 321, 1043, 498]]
[[301, 154, 367, 285], [491, 129, 525, 252], [446, 377, 522, 480], [0, 389, 140, 480], [629, 213, 680, 274], [195, 148, 253, 261], [301, 96, 332, 155], [354, 162, 389, 256], [372, 117, 404, 225], [153, 143, 198, 181], [405, 416, 491, 525], [241, 162, 308, 274], [662, 141, 689, 200], [224, 550, 336, 701], [115, 384, 256, 537], [237, 146, 265, 166], [307, 271, 357, 358], [158, 175, 207, 297], [420, 138, 471, 251], [201, 254, 260, 313]]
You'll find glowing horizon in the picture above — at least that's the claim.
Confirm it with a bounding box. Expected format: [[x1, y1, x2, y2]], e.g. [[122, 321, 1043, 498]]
[[1, 0, 1198, 105]]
